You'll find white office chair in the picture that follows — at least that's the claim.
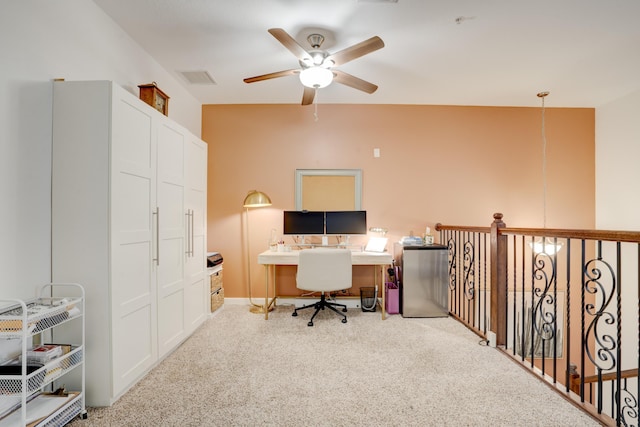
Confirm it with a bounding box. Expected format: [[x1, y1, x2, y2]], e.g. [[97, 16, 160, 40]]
[[292, 248, 353, 326]]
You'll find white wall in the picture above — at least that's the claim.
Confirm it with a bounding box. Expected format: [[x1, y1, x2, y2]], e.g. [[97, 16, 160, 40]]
[[0, 0, 202, 300], [596, 89, 640, 231]]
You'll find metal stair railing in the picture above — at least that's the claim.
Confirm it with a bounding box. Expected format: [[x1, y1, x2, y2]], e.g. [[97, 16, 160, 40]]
[[436, 213, 640, 427]]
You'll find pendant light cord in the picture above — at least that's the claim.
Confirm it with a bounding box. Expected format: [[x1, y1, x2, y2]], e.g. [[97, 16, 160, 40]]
[[538, 92, 549, 229], [534, 91, 562, 254]]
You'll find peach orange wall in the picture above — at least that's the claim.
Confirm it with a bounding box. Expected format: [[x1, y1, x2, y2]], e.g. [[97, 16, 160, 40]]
[[202, 104, 594, 299]]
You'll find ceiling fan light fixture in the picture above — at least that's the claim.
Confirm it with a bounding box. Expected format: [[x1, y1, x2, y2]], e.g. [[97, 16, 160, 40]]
[[311, 52, 325, 65], [299, 66, 333, 88]]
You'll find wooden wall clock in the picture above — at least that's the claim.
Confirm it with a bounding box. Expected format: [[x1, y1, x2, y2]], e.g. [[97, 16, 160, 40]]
[[138, 82, 169, 116]]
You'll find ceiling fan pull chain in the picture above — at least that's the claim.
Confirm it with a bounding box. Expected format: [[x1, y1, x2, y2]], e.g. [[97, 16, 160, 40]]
[[314, 89, 319, 121]]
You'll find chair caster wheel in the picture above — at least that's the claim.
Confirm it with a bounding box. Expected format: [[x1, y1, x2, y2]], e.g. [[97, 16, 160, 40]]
[[307, 321, 313, 327], [341, 318, 347, 323], [292, 312, 297, 317]]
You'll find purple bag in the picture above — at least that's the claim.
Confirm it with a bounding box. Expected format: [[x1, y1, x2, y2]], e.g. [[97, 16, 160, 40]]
[[385, 282, 399, 314]]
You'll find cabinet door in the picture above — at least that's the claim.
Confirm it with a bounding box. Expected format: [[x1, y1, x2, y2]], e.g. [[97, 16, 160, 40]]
[[110, 86, 158, 396], [184, 136, 208, 332], [156, 120, 186, 357]]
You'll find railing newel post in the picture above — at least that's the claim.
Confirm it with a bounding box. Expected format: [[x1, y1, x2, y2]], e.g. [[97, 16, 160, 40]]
[[491, 212, 507, 346]]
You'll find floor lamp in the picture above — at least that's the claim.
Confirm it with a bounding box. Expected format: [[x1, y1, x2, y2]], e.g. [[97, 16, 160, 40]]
[[243, 190, 272, 314]]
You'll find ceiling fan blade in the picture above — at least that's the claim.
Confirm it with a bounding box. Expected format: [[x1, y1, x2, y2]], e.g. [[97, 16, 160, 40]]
[[301, 87, 315, 105], [332, 70, 378, 94], [268, 28, 313, 63], [243, 69, 299, 83], [325, 36, 384, 67]]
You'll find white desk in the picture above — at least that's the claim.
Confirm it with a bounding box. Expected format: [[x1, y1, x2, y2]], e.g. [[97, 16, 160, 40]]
[[257, 249, 393, 320]]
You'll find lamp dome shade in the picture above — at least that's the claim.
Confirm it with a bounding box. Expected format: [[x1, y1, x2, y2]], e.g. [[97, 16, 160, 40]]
[[243, 190, 272, 208], [299, 67, 333, 89]]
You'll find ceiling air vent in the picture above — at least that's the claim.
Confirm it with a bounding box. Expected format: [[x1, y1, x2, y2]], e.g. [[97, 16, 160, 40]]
[[179, 70, 217, 85]]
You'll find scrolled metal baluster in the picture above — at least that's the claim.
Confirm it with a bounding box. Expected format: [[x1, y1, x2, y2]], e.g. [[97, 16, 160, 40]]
[[447, 237, 457, 292], [532, 252, 557, 343], [583, 258, 617, 372], [618, 384, 638, 427], [531, 251, 557, 375], [463, 240, 475, 300]]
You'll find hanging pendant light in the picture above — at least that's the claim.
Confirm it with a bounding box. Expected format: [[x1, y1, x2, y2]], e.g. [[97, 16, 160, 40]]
[[530, 91, 563, 256], [531, 238, 562, 255]]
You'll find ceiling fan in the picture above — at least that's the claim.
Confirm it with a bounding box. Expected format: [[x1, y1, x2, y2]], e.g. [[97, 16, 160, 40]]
[[243, 28, 385, 105]]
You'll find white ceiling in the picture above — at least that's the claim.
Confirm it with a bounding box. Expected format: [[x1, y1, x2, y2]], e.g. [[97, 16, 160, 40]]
[[93, 0, 640, 108]]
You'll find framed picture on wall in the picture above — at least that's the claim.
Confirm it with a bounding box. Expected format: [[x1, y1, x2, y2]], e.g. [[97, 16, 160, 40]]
[[295, 169, 362, 211]]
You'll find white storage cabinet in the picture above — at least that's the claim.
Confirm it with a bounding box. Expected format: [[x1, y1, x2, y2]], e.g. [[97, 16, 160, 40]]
[[0, 283, 86, 426], [51, 80, 208, 406]]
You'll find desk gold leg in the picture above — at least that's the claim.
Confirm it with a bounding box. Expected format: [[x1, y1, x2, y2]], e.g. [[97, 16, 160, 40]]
[[264, 265, 269, 320], [272, 265, 277, 310]]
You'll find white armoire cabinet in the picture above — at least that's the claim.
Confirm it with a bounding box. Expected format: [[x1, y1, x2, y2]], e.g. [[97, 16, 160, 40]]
[[51, 80, 208, 406]]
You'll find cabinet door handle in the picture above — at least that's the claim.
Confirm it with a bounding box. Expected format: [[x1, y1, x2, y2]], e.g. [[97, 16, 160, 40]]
[[153, 208, 160, 265], [185, 210, 191, 256], [190, 210, 195, 257], [189, 210, 195, 256]]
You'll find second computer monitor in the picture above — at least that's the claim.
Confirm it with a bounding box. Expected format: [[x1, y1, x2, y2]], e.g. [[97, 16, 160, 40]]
[[325, 211, 367, 235]]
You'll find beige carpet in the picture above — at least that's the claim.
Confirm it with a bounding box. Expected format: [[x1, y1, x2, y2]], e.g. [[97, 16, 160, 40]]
[[69, 303, 600, 426]]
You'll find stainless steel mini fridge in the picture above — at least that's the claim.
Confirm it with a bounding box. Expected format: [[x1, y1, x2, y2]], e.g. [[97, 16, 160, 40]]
[[394, 243, 449, 317]]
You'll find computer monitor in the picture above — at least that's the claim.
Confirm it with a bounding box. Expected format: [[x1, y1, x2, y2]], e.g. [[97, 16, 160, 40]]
[[325, 211, 367, 235], [283, 211, 325, 235]]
